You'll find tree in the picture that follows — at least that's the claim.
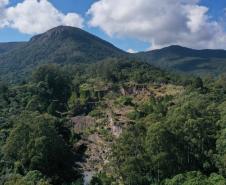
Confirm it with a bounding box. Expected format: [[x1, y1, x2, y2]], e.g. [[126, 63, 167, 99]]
[[165, 93, 219, 175], [164, 171, 226, 185], [144, 92, 219, 181], [216, 100, 226, 177], [3, 112, 80, 184], [111, 123, 150, 185], [216, 128, 226, 177], [90, 173, 114, 185], [145, 122, 177, 181], [5, 171, 51, 185], [32, 64, 71, 115]]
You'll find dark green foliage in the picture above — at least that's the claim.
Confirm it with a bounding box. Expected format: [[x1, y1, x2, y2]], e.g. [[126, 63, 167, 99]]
[[163, 93, 219, 175], [215, 102, 226, 177], [3, 112, 79, 184], [192, 77, 204, 89], [145, 122, 176, 181], [117, 96, 133, 106], [109, 89, 223, 184], [216, 128, 226, 177], [2, 39, 226, 185], [136, 45, 226, 77], [0, 42, 25, 54], [0, 26, 125, 83], [111, 123, 151, 185], [164, 172, 226, 185], [2, 27, 226, 83], [138, 96, 172, 119], [90, 173, 114, 185], [28, 64, 72, 116], [90, 59, 171, 84], [4, 171, 51, 185]]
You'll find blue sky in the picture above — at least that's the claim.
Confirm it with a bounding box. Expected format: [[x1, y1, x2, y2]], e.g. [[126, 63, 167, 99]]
[[0, 0, 226, 51]]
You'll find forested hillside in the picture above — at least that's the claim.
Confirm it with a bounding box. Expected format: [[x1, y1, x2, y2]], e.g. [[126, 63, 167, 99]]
[[1, 57, 226, 185], [2, 27, 226, 84], [2, 26, 226, 185], [136, 45, 226, 76], [0, 26, 125, 83], [0, 42, 25, 54]]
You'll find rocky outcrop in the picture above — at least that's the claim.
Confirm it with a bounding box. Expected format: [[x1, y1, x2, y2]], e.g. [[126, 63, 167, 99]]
[[120, 84, 152, 96], [71, 116, 95, 133]]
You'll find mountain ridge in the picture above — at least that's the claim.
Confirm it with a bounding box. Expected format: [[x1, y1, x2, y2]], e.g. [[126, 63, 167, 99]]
[[1, 26, 226, 83], [142, 45, 226, 58], [0, 26, 126, 83], [136, 45, 226, 76], [0, 42, 26, 54]]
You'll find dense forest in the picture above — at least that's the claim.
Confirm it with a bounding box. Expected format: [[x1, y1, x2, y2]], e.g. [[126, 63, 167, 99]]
[[136, 45, 226, 76], [3, 26, 226, 84], [1, 56, 226, 185], [0, 26, 126, 83]]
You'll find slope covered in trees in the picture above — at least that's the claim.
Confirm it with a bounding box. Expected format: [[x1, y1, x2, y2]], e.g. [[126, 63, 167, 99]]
[[0, 42, 25, 55], [1, 58, 226, 185], [0, 60, 176, 184], [2, 26, 226, 185], [2, 27, 226, 83], [0, 26, 126, 83], [136, 45, 226, 76]]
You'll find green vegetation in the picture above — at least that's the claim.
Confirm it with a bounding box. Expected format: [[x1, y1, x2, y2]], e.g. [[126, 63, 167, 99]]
[[0, 59, 178, 185], [136, 45, 226, 76], [2, 27, 226, 185], [0, 42, 25, 55], [3, 26, 226, 84], [0, 26, 125, 83], [3, 112, 78, 184], [1, 58, 226, 185]]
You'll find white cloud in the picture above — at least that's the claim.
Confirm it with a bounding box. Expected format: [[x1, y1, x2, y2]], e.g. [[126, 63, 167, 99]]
[[0, 0, 8, 7], [0, 0, 8, 28], [88, 0, 226, 49], [127, 48, 137, 53], [0, 0, 84, 34]]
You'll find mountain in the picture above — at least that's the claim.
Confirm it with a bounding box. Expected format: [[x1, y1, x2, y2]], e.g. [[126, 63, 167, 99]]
[[0, 42, 25, 54], [136, 45, 226, 76], [2, 26, 226, 83], [0, 26, 126, 83]]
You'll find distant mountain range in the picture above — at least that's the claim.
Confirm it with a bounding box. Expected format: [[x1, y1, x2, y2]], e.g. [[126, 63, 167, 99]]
[[1, 26, 226, 83], [136, 45, 226, 76]]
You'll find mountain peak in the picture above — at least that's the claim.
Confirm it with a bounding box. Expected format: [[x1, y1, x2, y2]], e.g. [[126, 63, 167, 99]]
[[29, 26, 123, 54], [164, 45, 190, 50], [30, 26, 82, 42], [44, 25, 83, 36], [49, 25, 79, 31], [153, 45, 194, 53], [163, 45, 186, 49], [0, 26, 126, 82]]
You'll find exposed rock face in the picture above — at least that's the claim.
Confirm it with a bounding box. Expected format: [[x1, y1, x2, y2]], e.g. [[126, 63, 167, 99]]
[[111, 124, 123, 138], [120, 84, 151, 96], [84, 171, 94, 185], [76, 133, 110, 173], [72, 83, 184, 185], [71, 116, 95, 133]]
